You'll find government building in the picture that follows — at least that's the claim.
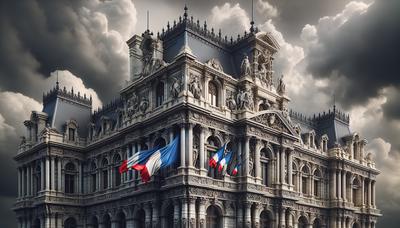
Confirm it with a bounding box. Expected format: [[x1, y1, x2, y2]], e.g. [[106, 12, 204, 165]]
[[14, 6, 381, 228]]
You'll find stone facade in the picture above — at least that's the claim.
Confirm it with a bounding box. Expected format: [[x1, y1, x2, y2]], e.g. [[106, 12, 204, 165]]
[[14, 7, 381, 228]]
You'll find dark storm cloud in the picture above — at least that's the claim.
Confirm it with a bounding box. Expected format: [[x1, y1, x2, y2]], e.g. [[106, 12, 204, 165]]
[[0, 0, 132, 103], [305, 0, 400, 113]]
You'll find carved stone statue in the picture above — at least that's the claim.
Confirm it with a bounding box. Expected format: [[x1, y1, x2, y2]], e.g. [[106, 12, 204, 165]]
[[236, 89, 254, 110], [277, 74, 286, 95], [226, 93, 237, 110], [170, 77, 181, 98], [240, 55, 251, 76], [189, 75, 202, 99], [249, 155, 254, 176], [139, 98, 149, 113], [126, 93, 139, 117], [206, 58, 223, 72]]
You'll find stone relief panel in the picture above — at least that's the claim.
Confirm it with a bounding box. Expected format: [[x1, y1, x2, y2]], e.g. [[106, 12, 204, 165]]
[[188, 74, 202, 99]]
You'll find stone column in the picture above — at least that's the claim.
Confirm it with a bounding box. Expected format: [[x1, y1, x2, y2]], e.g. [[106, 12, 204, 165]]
[[181, 198, 188, 228], [275, 209, 280, 228], [253, 204, 260, 228], [29, 165, 33, 196], [368, 179, 372, 207], [276, 149, 280, 184], [152, 202, 159, 228], [280, 208, 285, 228], [237, 205, 243, 228], [372, 181, 376, 208], [50, 157, 55, 191], [337, 170, 341, 200], [199, 126, 206, 174], [27, 165, 31, 196], [244, 202, 251, 228], [280, 147, 286, 185], [180, 124, 186, 168], [188, 197, 196, 228], [79, 162, 83, 193], [198, 199, 206, 228], [44, 215, 51, 228], [361, 176, 365, 206], [237, 139, 242, 177], [173, 199, 181, 227], [288, 149, 293, 189], [57, 158, 62, 191], [331, 169, 336, 199], [45, 157, 50, 191], [309, 174, 313, 197], [40, 159, 45, 192], [342, 170, 346, 201], [144, 204, 152, 228], [17, 168, 21, 197], [287, 210, 293, 228], [244, 137, 250, 177], [255, 140, 261, 182], [337, 216, 342, 228], [188, 123, 194, 168]]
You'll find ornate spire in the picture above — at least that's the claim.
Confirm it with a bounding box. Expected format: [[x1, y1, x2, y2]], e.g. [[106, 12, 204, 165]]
[[184, 4, 188, 20], [56, 70, 59, 90], [250, 0, 255, 33]]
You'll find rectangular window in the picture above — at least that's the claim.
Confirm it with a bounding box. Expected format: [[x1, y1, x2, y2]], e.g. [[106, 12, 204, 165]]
[[314, 180, 319, 196], [103, 170, 108, 189], [65, 174, 74, 194], [68, 128, 75, 141], [91, 174, 96, 192]]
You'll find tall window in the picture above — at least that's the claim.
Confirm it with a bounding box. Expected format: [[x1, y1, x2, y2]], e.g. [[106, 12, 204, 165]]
[[314, 169, 321, 197], [35, 165, 41, 194], [102, 158, 109, 190], [261, 148, 272, 187], [69, 128, 75, 141], [301, 166, 309, 195], [156, 82, 164, 107], [207, 136, 222, 179], [65, 163, 76, 194], [208, 82, 218, 106], [90, 162, 97, 193], [114, 155, 122, 187]]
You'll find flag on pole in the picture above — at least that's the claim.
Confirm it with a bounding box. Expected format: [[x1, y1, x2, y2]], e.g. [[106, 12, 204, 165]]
[[231, 163, 241, 176], [134, 137, 179, 182], [209, 144, 226, 168], [218, 151, 233, 172], [119, 146, 160, 174]]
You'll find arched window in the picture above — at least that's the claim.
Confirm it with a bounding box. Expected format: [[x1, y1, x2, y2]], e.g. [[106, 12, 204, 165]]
[[113, 155, 122, 187], [313, 218, 321, 228], [301, 166, 309, 195], [90, 162, 97, 193], [134, 209, 146, 228], [164, 204, 174, 228], [156, 82, 165, 107], [292, 163, 298, 191], [90, 216, 99, 228], [313, 169, 321, 197], [102, 158, 109, 190], [64, 217, 77, 228], [352, 178, 361, 206], [117, 212, 126, 228], [208, 81, 218, 107], [260, 210, 272, 228], [65, 162, 76, 194], [206, 205, 221, 228], [298, 216, 308, 228], [206, 136, 222, 179], [261, 148, 272, 187]]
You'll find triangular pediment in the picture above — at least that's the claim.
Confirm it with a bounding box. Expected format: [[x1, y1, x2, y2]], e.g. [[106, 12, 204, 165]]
[[256, 32, 280, 52], [249, 110, 296, 136]]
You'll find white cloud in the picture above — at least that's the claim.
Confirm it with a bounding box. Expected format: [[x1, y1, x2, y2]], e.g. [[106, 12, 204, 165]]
[[256, 0, 278, 18], [47, 70, 103, 110], [209, 3, 251, 36]]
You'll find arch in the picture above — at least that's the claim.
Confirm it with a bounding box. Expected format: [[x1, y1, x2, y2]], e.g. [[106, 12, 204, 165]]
[[352, 177, 361, 206], [102, 214, 111, 228], [154, 137, 167, 148], [206, 135, 223, 179], [90, 216, 99, 228], [33, 218, 41, 228], [101, 158, 109, 190], [301, 165, 310, 195], [90, 161, 97, 192], [64, 217, 77, 228], [298, 216, 308, 228], [313, 168, 322, 197], [65, 162, 76, 171], [206, 205, 222, 228], [207, 135, 221, 148], [208, 80, 219, 107], [312, 217, 321, 228], [260, 147, 273, 187], [116, 211, 126, 228], [113, 154, 122, 187], [352, 222, 361, 228], [156, 81, 165, 107], [134, 209, 146, 228], [259, 210, 273, 228]]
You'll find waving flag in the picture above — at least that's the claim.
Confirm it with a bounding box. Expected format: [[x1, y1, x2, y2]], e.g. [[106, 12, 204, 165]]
[[209, 144, 226, 168], [119, 146, 160, 174], [218, 151, 233, 172], [231, 163, 241, 176], [135, 137, 179, 182]]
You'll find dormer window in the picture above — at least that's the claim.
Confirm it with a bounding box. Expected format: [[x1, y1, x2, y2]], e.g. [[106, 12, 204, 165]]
[[68, 128, 75, 141], [156, 82, 164, 107], [208, 81, 218, 106]]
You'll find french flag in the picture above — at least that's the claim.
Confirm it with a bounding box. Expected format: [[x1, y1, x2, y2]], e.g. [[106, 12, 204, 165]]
[[231, 163, 241, 176], [218, 151, 232, 172], [209, 144, 226, 168], [135, 137, 179, 182], [119, 146, 160, 174]]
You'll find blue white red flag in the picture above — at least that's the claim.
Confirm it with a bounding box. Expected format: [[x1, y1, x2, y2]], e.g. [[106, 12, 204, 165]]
[[231, 163, 241, 176], [218, 151, 233, 172], [134, 137, 179, 182], [209, 144, 227, 168], [119, 146, 160, 174]]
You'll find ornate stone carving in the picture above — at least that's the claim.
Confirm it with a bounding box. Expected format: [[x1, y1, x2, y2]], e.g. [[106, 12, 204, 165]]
[[139, 97, 149, 113], [141, 32, 165, 76], [170, 77, 182, 98], [125, 93, 139, 118], [255, 50, 273, 87], [226, 92, 237, 110], [206, 58, 223, 72], [236, 89, 254, 110], [241, 55, 251, 76], [189, 74, 202, 99], [277, 74, 286, 95]]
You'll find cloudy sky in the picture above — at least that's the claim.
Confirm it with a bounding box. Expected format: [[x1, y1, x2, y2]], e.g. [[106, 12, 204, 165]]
[[0, 0, 399, 227]]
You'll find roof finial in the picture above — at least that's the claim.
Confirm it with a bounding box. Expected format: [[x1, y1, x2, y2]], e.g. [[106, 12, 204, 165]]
[[146, 10, 150, 31], [250, 0, 255, 33], [184, 4, 188, 19], [56, 70, 59, 90], [333, 92, 336, 112]]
